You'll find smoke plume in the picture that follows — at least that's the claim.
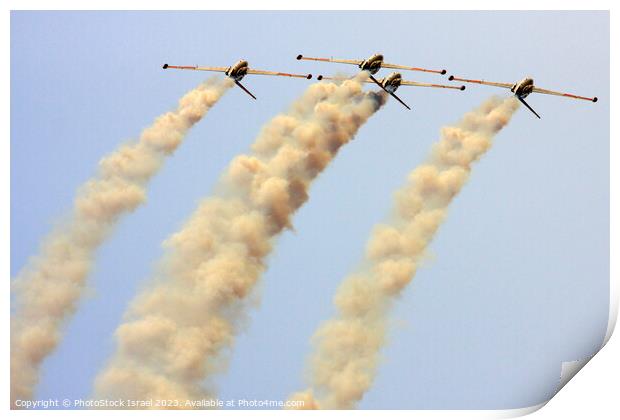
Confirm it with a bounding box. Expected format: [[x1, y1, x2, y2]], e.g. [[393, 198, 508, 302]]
[[289, 96, 520, 409], [93, 73, 386, 407], [10, 77, 231, 408]]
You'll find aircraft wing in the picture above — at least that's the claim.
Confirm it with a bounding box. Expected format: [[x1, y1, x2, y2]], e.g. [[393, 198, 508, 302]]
[[532, 86, 598, 102], [296, 54, 362, 66], [382, 62, 447, 75], [162, 64, 228, 72], [400, 80, 466, 90], [448, 75, 513, 89], [246, 69, 312, 79]]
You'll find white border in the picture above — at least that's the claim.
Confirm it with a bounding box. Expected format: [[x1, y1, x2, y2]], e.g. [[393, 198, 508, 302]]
[[3, 1, 616, 418]]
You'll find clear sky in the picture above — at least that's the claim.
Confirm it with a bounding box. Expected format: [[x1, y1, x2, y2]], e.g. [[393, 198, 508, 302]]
[[11, 11, 609, 409]]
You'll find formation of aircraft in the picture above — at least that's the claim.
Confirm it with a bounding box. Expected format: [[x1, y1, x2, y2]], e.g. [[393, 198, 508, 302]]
[[162, 53, 598, 117]]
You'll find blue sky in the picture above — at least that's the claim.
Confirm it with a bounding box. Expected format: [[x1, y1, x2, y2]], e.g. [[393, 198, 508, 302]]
[[11, 11, 609, 409]]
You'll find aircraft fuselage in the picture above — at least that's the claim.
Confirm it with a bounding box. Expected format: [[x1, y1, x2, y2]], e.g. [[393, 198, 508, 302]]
[[381, 72, 402, 92], [359, 53, 384, 74], [225, 60, 249, 81], [511, 77, 535, 98]]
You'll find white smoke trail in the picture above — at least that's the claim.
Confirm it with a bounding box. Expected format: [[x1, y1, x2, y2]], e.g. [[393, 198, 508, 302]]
[[10, 77, 232, 408], [289, 96, 520, 409], [93, 73, 387, 407]]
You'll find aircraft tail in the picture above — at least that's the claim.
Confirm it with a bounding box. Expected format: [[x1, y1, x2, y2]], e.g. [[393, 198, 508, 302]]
[[235, 80, 257, 100], [518, 96, 541, 119]]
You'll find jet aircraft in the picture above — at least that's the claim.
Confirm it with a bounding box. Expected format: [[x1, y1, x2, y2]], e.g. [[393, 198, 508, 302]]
[[296, 53, 447, 76], [162, 59, 312, 99], [318, 72, 465, 110], [448, 75, 597, 118]]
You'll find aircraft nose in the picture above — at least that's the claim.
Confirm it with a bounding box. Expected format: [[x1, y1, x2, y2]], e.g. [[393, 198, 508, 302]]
[[162, 63, 169, 69]]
